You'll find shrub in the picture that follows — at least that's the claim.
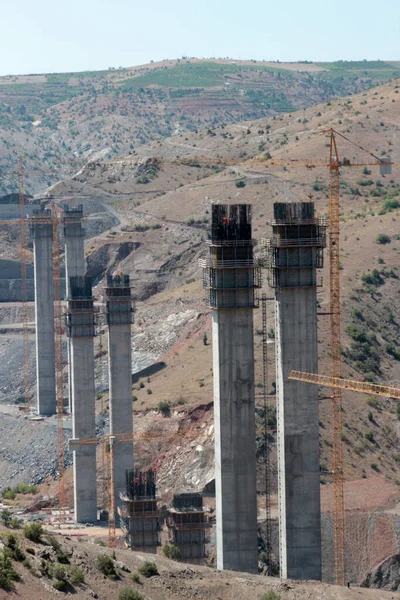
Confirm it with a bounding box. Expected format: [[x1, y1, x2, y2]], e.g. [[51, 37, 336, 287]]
[[2, 532, 25, 561], [0, 548, 19, 590], [157, 401, 171, 417], [365, 430, 375, 443], [46, 534, 61, 551], [69, 566, 85, 585], [51, 563, 67, 581], [96, 553, 118, 579], [2, 489, 16, 500], [0, 509, 13, 527], [131, 572, 140, 583], [381, 198, 400, 213], [376, 233, 391, 244], [370, 463, 380, 472], [23, 522, 43, 542], [10, 518, 21, 530], [366, 396, 381, 410], [386, 344, 400, 360], [52, 580, 67, 591], [235, 180, 246, 188], [163, 543, 182, 560], [119, 589, 144, 600], [259, 591, 281, 600], [15, 483, 37, 495], [361, 269, 385, 287], [138, 560, 158, 578]]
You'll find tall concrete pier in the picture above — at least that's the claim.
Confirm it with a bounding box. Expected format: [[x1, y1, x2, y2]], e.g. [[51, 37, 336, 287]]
[[67, 276, 97, 522], [29, 208, 56, 416], [105, 274, 134, 511], [201, 204, 261, 573], [64, 205, 85, 412], [265, 202, 326, 580]]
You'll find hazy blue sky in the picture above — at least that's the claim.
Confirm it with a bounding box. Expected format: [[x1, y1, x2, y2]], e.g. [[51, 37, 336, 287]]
[[1, 0, 399, 75]]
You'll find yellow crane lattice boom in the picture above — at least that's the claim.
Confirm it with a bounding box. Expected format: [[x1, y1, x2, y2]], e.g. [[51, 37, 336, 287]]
[[288, 370, 400, 399]]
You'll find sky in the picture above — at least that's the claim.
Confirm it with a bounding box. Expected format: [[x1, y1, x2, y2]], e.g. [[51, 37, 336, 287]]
[[1, 0, 399, 76]]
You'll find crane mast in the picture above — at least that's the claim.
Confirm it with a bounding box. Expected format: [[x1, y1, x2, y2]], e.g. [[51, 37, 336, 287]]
[[328, 131, 345, 585]]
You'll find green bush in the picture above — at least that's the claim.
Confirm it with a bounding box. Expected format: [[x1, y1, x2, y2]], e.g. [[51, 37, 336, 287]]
[[51, 563, 67, 581], [138, 560, 158, 578], [96, 553, 118, 579], [157, 401, 171, 417], [10, 518, 21, 530], [2, 489, 16, 500], [381, 198, 400, 213], [376, 233, 391, 244], [235, 180, 246, 188], [365, 430, 375, 443], [0, 548, 19, 590], [131, 572, 140, 583], [52, 579, 67, 591], [0, 509, 13, 527], [2, 532, 25, 561], [119, 589, 144, 600], [361, 269, 385, 287], [46, 535, 69, 563], [23, 522, 43, 542], [69, 566, 85, 585], [163, 543, 182, 560], [259, 591, 281, 600]]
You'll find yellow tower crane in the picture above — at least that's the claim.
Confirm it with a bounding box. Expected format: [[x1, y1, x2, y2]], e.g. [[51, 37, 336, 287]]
[[288, 370, 400, 400]]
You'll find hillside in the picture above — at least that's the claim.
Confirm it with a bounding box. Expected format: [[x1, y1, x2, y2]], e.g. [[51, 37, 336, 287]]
[[0, 76, 400, 584], [2, 58, 400, 195], [1, 522, 399, 600]]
